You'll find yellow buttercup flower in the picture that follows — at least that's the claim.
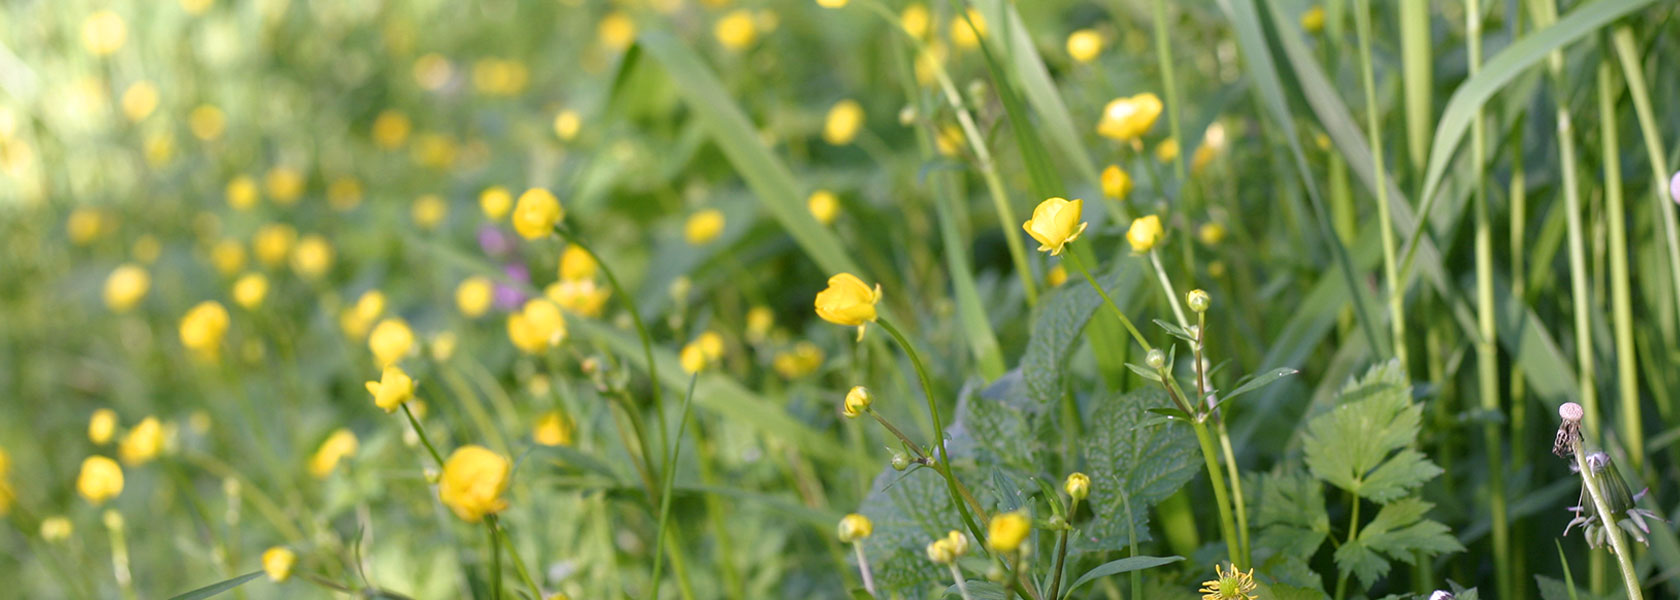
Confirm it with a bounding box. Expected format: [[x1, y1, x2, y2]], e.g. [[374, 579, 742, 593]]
[[1066, 29, 1103, 63], [680, 342, 708, 374], [456, 276, 493, 318], [512, 188, 563, 240], [480, 186, 513, 220], [438, 445, 510, 522], [89, 409, 118, 445], [1022, 197, 1088, 256], [121, 81, 159, 122], [559, 244, 597, 281], [1101, 165, 1133, 200], [685, 209, 726, 245], [1156, 138, 1180, 162], [1097, 93, 1163, 142], [745, 305, 774, 342], [265, 167, 304, 206], [1065, 472, 1090, 502], [986, 511, 1031, 552], [534, 411, 573, 447], [412, 194, 448, 230], [341, 290, 386, 338], [1046, 265, 1068, 287], [508, 299, 566, 354], [308, 429, 358, 478], [823, 100, 864, 146], [949, 8, 986, 50], [226, 175, 260, 210], [900, 3, 931, 39], [211, 239, 247, 275], [807, 190, 839, 225], [77, 456, 124, 505], [842, 386, 871, 418], [188, 104, 226, 140], [179, 301, 230, 359], [1300, 6, 1326, 34], [696, 331, 724, 361], [290, 235, 333, 279], [262, 547, 296, 582], [232, 272, 268, 309], [1198, 222, 1227, 246], [372, 110, 411, 149], [816, 0, 847, 7], [1127, 214, 1164, 253], [814, 273, 880, 329], [253, 223, 298, 267], [368, 318, 415, 367], [553, 109, 581, 142], [837, 513, 873, 542], [118, 416, 162, 465], [1199, 563, 1258, 600], [546, 279, 610, 318], [598, 12, 636, 50], [103, 264, 150, 313], [714, 10, 759, 50], [365, 366, 415, 413], [772, 342, 824, 378], [925, 530, 969, 564], [82, 11, 128, 56]]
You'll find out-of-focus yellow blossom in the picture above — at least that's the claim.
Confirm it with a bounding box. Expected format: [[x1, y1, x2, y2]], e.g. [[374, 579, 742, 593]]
[[598, 12, 636, 50], [807, 190, 839, 225], [697, 331, 724, 361], [926, 530, 970, 564], [142, 131, 175, 167], [1199, 222, 1227, 245], [680, 331, 726, 374], [546, 279, 610, 318], [986, 511, 1030, 552], [118, 416, 161, 465], [254, 224, 297, 267], [89, 409, 118, 445], [1101, 165, 1133, 200], [372, 110, 411, 149], [842, 386, 871, 417], [438, 445, 510, 522], [508, 299, 566, 354], [745, 306, 774, 342], [772, 341, 824, 378], [534, 411, 573, 446], [817, 0, 847, 7], [1127, 214, 1164, 253], [232, 272, 267, 309], [1209, 260, 1227, 278], [553, 110, 581, 142], [211, 239, 246, 275], [1023, 197, 1087, 256], [132, 235, 161, 264], [814, 272, 880, 340], [67, 207, 110, 245], [41, 516, 73, 541], [428, 332, 458, 362], [837, 513, 873, 542], [680, 343, 708, 374], [512, 188, 563, 240], [369, 318, 415, 367], [1066, 29, 1103, 63], [262, 547, 295, 582], [411, 132, 458, 168], [1046, 265, 1068, 287], [950, 9, 986, 50], [480, 186, 513, 220], [1156, 138, 1180, 162], [900, 3, 930, 39], [413, 53, 453, 91], [559, 244, 597, 281], [823, 100, 864, 145], [714, 10, 759, 50], [188, 410, 211, 434], [1300, 6, 1326, 33], [77, 456, 124, 505], [327, 177, 363, 211], [1193, 122, 1227, 173], [755, 10, 780, 34], [685, 209, 726, 245], [226, 176, 260, 210], [179, 0, 213, 15], [120, 81, 158, 122], [456, 277, 493, 318], [412, 195, 448, 230], [365, 365, 415, 413], [290, 235, 333, 279], [188, 105, 226, 140], [308, 429, 358, 478], [1097, 93, 1163, 142], [934, 122, 963, 156], [341, 290, 386, 338], [179, 301, 230, 359], [103, 264, 150, 313], [82, 11, 128, 56], [265, 167, 304, 205]]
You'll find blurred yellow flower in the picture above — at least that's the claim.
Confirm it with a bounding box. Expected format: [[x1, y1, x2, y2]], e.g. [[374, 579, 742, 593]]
[[372, 110, 411, 149], [1065, 471, 1090, 501], [103, 264, 150, 313], [1127, 214, 1164, 253], [817, 0, 848, 7], [559, 244, 597, 281], [842, 386, 871, 417], [553, 109, 581, 142], [456, 276, 493, 318], [369, 318, 415, 367], [837, 513, 873, 542], [118, 416, 162, 465], [472, 58, 529, 96], [934, 122, 963, 156], [1066, 29, 1104, 63], [365, 365, 415, 413], [341, 290, 386, 338], [1156, 138, 1180, 162], [745, 305, 774, 342], [308, 429, 358, 478], [926, 530, 969, 564], [1101, 165, 1133, 200], [412, 132, 458, 168], [211, 239, 246, 275], [290, 235, 333, 279], [950, 9, 986, 50], [1193, 122, 1227, 173], [262, 547, 295, 582], [1199, 222, 1228, 245], [900, 3, 930, 39], [143, 132, 176, 167], [714, 10, 759, 50], [534, 411, 573, 447], [807, 190, 839, 225], [697, 331, 724, 360], [598, 12, 636, 50], [814, 272, 880, 336], [225, 176, 260, 211], [265, 167, 305, 205], [685, 209, 726, 245], [1097, 93, 1163, 142], [413, 53, 454, 91], [439, 445, 510, 522], [132, 235, 161, 264], [412, 195, 448, 230], [179, 0, 214, 16], [823, 100, 864, 145], [680, 343, 708, 374], [430, 332, 457, 362], [120, 81, 159, 122], [232, 272, 268, 309], [508, 299, 566, 354], [480, 186, 513, 221], [1301, 6, 1326, 33], [546, 279, 610, 318], [772, 341, 824, 378], [179, 301, 230, 359], [512, 188, 563, 240], [1023, 197, 1087, 256], [82, 11, 128, 56], [986, 511, 1030, 552], [67, 207, 110, 245], [188, 105, 226, 141], [89, 409, 118, 445], [77, 456, 124, 505], [1046, 265, 1068, 287], [40, 516, 73, 542], [327, 177, 363, 211]]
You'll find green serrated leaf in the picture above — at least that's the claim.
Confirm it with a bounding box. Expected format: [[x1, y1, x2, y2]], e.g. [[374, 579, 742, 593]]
[[1302, 361, 1438, 502], [1254, 470, 1330, 558], [1073, 389, 1200, 553], [1021, 260, 1144, 408], [1335, 498, 1463, 588]]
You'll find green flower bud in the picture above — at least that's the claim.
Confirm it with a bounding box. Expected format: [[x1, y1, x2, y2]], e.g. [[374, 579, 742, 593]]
[[891, 452, 910, 471], [1187, 289, 1210, 313], [1145, 348, 1166, 369]]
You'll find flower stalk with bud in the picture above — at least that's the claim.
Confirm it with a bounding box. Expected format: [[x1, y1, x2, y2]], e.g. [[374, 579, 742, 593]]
[[1556, 402, 1644, 600]]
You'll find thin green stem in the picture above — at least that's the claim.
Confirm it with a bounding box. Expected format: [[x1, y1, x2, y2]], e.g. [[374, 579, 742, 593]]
[[1355, 0, 1409, 371], [1189, 419, 1241, 571], [1150, 0, 1187, 186], [1146, 250, 1189, 328], [1572, 441, 1644, 600], [489, 515, 543, 599], [854, 543, 877, 596], [949, 563, 974, 600], [1064, 250, 1151, 351], [1332, 496, 1362, 600], [1048, 499, 1076, 600], [486, 520, 502, 600], [401, 403, 445, 467], [868, 408, 929, 459], [1560, 110, 1600, 437], [876, 317, 986, 546], [1599, 59, 1642, 474], [651, 373, 699, 591], [1215, 419, 1250, 570]]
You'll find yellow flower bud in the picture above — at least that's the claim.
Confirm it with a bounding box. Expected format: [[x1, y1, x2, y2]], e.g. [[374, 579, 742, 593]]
[[40, 516, 73, 542], [559, 244, 597, 281], [597, 12, 636, 51], [986, 511, 1031, 553], [412, 194, 448, 230], [1126, 214, 1164, 253], [1046, 265, 1068, 287], [438, 445, 510, 522], [372, 110, 411, 149], [1301, 6, 1326, 34], [949, 9, 986, 50], [1065, 472, 1090, 502], [807, 190, 840, 225], [553, 109, 581, 142], [1066, 29, 1103, 63], [262, 547, 296, 582], [369, 318, 415, 367], [685, 209, 726, 245], [512, 188, 563, 239], [89, 409, 118, 445], [1097, 93, 1163, 142], [745, 306, 775, 342], [480, 186, 513, 220], [1187, 289, 1210, 313], [308, 429, 358, 478], [900, 4, 930, 38], [1101, 165, 1133, 200], [843, 386, 872, 418], [546, 279, 611, 318], [1155, 138, 1179, 163], [534, 411, 573, 447], [1022, 197, 1088, 256], [118, 417, 162, 465], [103, 264, 150, 313], [823, 100, 865, 146], [365, 366, 415, 413], [77, 456, 124, 505], [265, 167, 304, 206], [927, 530, 969, 563], [837, 513, 873, 543], [456, 276, 493, 318], [66, 208, 109, 246], [179, 301, 230, 359], [814, 273, 881, 332], [508, 299, 566, 354], [680, 342, 708, 374]]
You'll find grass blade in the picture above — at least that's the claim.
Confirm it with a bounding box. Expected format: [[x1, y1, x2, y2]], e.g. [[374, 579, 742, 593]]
[[167, 571, 265, 600]]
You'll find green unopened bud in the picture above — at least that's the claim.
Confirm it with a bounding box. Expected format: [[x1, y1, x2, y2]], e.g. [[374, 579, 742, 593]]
[[1187, 289, 1210, 313], [1064, 472, 1090, 502], [1145, 348, 1166, 369], [891, 452, 910, 471]]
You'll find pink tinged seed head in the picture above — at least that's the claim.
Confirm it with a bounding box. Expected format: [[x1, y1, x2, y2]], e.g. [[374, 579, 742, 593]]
[[1560, 402, 1584, 423]]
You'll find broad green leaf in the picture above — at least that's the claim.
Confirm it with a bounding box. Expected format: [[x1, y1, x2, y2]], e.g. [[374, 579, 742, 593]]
[[1062, 555, 1183, 597], [1334, 498, 1463, 588], [167, 571, 266, 600], [1073, 388, 1200, 553], [1253, 470, 1330, 558], [1020, 260, 1143, 410], [1302, 361, 1440, 503]]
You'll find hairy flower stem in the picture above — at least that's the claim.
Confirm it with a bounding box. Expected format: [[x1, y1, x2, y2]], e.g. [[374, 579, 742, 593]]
[[877, 317, 986, 546], [1048, 498, 1078, 600], [1064, 251, 1151, 351], [1571, 438, 1644, 600]]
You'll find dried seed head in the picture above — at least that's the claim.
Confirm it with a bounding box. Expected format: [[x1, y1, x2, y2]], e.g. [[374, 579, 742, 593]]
[[1559, 402, 1584, 423], [1554, 402, 1584, 458]]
